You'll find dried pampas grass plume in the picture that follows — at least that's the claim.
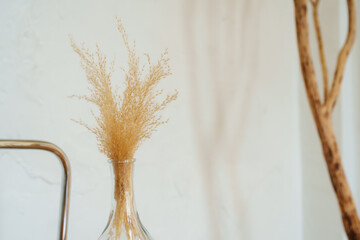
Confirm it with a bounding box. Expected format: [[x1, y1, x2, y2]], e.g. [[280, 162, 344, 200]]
[[70, 18, 178, 162], [70, 18, 177, 238]]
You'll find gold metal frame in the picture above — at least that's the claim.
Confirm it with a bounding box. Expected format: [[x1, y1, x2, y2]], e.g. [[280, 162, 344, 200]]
[[0, 140, 71, 240]]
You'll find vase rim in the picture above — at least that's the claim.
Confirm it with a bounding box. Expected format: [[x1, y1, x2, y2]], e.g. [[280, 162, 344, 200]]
[[107, 158, 136, 164]]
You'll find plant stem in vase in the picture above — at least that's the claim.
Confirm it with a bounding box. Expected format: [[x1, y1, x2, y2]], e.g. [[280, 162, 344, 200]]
[[71, 18, 178, 240]]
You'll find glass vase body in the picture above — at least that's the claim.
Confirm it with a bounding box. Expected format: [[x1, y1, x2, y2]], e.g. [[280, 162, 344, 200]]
[[98, 159, 152, 240]]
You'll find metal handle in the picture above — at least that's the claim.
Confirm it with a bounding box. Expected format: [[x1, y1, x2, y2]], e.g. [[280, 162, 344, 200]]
[[0, 140, 71, 240]]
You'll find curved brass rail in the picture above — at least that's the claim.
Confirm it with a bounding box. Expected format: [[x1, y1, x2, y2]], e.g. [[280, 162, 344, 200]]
[[0, 140, 71, 240]]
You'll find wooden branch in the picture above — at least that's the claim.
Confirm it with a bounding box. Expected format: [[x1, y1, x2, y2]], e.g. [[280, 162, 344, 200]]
[[294, 0, 360, 239], [310, 0, 329, 102], [326, 0, 356, 111], [294, 0, 322, 113]]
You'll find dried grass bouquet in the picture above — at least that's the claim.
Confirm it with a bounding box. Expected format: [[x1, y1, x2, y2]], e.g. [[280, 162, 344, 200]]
[[70, 18, 177, 238]]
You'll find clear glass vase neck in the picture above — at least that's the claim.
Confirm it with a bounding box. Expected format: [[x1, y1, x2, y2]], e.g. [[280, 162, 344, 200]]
[[98, 160, 152, 240]]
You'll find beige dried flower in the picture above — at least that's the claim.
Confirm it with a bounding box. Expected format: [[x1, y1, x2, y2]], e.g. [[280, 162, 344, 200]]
[[71, 18, 177, 238], [70, 18, 177, 161]]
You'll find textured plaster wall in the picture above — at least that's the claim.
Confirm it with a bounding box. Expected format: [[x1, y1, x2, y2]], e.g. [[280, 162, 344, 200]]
[[0, 0, 359, 240]]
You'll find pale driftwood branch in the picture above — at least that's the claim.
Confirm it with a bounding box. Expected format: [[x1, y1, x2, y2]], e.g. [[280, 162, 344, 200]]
[[310, 0, 329, 102], [310, 0, 319, 5], [294, 0, 360, 239], [294, 0, 322, 112], [326, 0, 356, 110]]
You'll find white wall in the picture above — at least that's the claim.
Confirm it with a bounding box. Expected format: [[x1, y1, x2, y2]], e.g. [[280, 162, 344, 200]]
[[0, 0, 358, 240]]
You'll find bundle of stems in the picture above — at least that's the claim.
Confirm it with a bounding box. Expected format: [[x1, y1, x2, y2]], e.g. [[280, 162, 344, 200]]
[[71, 18, 177, 238]]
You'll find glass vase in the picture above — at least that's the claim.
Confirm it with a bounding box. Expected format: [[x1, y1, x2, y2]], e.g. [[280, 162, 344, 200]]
[[98, 159, 152, 240]]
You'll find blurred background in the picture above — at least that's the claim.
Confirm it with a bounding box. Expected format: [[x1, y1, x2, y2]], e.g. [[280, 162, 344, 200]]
[[0, 0, 360, 239]]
